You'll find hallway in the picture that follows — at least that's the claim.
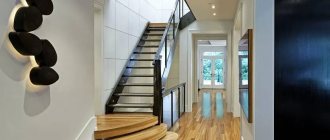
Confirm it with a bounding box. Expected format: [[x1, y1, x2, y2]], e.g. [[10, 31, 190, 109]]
[[175, 90, 240, 140]]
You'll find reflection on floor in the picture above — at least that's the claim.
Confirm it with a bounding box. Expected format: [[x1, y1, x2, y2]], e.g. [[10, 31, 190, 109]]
[[174, 89, 240, 140]]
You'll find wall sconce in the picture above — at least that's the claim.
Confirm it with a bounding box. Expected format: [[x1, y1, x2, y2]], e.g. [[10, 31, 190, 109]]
[[30, 67, 59, 85], [9, 0, 57, 85], [9, 32, 42, 55], [13, 6, 43, 32], [26, 0, 54, 15], [35, 40, 57, 67]]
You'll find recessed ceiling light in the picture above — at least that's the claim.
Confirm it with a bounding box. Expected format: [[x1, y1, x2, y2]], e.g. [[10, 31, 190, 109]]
[[211, 5, 216, 9], [213, 13, 216, 16]]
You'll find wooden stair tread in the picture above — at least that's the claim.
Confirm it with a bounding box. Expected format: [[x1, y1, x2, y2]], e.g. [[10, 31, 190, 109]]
[[137, 45, 159, 48], [144, 33, 164, 36], [109, 103, 154, 108], [126, 66, 154, 69], [113, 124, 168, 140], [95, 114, 158, 139], [161, 132, 179, 140], [114, 93, 154, 97], [118, 83, 154, 86], [149, 23, 167, 28], [122, 74, 154, 77], [141, 39, 162, 41], [133, 52, 157, 54], [130, 59, 154, 61], [147, 28, 166, 31]]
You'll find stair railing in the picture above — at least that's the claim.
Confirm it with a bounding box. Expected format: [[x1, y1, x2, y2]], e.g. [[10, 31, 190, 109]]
[[162, 83, 186, 128], [153, 0, 192, 124]]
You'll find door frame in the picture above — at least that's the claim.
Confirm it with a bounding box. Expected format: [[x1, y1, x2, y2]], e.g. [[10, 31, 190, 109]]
[[94, 0, 104, 115], [198, 45, 227, 89]]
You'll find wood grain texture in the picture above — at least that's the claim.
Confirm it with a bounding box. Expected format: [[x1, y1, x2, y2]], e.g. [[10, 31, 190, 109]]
[[162, 132, 179, 140], [174, 90, 240, 140], [94, 114, 158, 139], [149, 23, 167, 28], [113, 124, 167, 140]]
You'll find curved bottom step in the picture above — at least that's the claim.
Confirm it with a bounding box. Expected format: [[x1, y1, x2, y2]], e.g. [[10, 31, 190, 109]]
[[94, 114, 158, 139], [113, 124, 167, 140], [161, 132, 179, 140]]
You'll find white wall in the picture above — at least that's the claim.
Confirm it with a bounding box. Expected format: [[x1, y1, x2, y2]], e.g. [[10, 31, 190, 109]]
[[179, 20, 233, 111], [232, 0, 274, 140], [254, 0, 274, 139], [100, 0, 176, 114], [0, 0, 95, 140]]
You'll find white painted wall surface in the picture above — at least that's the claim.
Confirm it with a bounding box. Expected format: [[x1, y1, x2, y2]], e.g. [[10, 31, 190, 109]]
[[0, 0, 95, 139], [254, 0, 274, 139], [179, 20, 233, 112]]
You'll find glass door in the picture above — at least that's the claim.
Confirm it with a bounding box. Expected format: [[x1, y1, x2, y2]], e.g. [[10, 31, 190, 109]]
[[202, 58, 212, 88], [214, 57, 225, 88], [201, 52, 225, 89]]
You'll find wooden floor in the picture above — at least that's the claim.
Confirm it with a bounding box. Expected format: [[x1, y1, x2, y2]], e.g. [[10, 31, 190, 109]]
[[174, 90, 240, 140]]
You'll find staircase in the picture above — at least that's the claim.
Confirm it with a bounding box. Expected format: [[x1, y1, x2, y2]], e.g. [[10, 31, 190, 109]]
[[94, 23, 176, 140], [106, 23, 167, 114], [94, 0, 196, 139]]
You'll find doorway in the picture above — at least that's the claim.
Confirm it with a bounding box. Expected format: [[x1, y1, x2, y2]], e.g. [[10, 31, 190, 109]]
[[200, 52, 225, 88], [197, 40, 227, 90]]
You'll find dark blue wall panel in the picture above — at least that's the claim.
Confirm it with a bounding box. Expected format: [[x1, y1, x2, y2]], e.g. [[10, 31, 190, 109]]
[[275, 0, 330, 139]]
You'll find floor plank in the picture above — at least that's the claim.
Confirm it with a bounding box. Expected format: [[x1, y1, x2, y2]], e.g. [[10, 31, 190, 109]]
[[174, 90, 240, 140]]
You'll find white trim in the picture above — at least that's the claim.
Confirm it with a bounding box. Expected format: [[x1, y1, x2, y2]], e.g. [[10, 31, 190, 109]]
[[198, 46, 227, 89], [75, 116, 96, 140]]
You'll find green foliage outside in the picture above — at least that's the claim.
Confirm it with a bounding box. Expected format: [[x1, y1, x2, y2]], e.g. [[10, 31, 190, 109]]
[[203, 59, 224, 83], [241, 58, 248, 81]]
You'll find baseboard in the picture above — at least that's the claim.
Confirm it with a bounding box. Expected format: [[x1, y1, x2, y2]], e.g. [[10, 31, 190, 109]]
[[75, 116, 96, 140]]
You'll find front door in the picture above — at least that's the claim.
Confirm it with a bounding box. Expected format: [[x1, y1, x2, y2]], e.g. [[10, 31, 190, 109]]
[[200, 52, 225, 89]]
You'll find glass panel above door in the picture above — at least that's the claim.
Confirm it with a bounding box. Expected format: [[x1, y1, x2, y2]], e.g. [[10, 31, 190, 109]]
[[203, 52, 223, 57]]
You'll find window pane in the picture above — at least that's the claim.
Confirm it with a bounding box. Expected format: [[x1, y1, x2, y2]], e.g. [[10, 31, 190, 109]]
[[241, 58, 248, 85], [214, 59, 224, 86], [203, 59, 212, 85]]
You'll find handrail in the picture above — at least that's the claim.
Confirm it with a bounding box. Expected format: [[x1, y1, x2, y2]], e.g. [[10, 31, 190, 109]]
[[152, 0, 193, 125], [163, 83, 186, 97], [153, 0, 180, 62], [161, 82, 186, 129]]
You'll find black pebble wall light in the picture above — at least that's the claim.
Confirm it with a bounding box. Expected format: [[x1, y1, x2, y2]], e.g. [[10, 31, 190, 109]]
[[9, 0, 58, 85]]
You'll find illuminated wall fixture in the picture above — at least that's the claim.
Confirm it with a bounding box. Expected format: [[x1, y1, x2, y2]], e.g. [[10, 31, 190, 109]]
[[9, 0, 58, 85]]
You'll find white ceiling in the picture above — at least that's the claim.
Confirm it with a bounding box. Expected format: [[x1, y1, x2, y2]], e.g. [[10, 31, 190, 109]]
[[186, 0, 239, 20]]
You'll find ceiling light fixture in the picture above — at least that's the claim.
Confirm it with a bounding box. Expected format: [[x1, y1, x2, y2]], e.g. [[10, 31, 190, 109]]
[[211, 5, 216, 9], [213, 13, 217, 16]]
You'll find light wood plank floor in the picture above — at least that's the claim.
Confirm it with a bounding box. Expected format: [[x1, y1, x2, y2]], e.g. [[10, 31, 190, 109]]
[[174, 90, 240, 140]]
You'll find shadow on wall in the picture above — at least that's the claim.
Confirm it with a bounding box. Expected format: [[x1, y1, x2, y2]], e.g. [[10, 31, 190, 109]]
[[0, 1, 50, 116]]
